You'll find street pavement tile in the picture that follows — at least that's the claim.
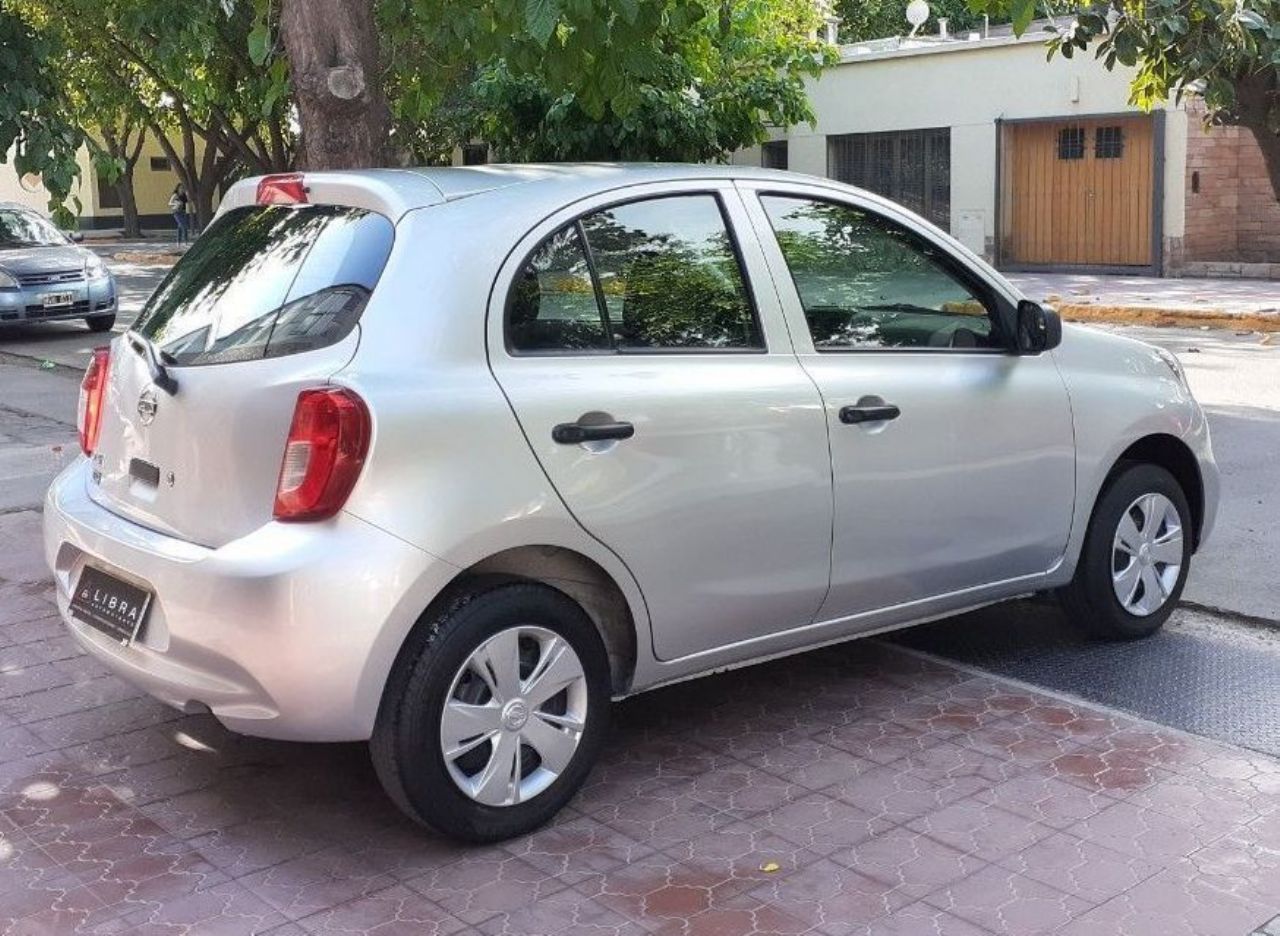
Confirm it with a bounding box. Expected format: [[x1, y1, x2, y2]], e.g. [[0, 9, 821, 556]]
[[954, 720, 1088, 770], [741, 856, 911, 935], [658, 820, 818, 903], [294, 884, 468, 935], [745, 791, 892, 854], [1055, 864, 1274, 936], [185, 816, 334, 879], [828, 899, 992, 936], [238, 846, 405, 920], [1004, 698, 1140, 746], [995, 831, 1160, 903], [1170, 746, 1280, 799], [905, 799, 1054, 863], [1183, 829, 1280, 907], [814, 718, 951, 767], [585, 779, 738, 850], [822, 824, 986, 903], [974, 773, 1119, 829], [403, 853, 566, 925], [923, 864, 1089, 935], [742, 739, 877, 793], [84, 879, 288, 935], [1066, 800, 1236, 864], [1125, 768, 1273, 829], [820, 751, 1004, 828], [499, 812, 651, 881], [675, 762, 812, 819], [0, 581, 60, 632], [1039, 744, 1164, 795], [474, 885, 649, 936]]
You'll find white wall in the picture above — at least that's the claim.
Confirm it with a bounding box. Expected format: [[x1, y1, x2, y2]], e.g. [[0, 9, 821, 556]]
[[740, 35, 1186, 255]]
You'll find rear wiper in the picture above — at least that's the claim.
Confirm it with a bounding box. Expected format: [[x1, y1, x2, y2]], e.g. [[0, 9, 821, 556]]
[[127, 333, 179, 396]]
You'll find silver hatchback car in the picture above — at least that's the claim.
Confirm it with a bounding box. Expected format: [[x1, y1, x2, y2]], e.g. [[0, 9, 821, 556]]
[[44, 165, 1217, 841], [0, 203, 118, 330]]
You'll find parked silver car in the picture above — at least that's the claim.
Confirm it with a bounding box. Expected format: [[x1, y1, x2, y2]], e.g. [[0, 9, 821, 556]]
[[0, 204, 117, 331], [44, 165, 1217, 841]]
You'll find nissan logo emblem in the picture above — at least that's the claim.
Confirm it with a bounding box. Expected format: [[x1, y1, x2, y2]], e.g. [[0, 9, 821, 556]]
[[137, 389, 158, 425]]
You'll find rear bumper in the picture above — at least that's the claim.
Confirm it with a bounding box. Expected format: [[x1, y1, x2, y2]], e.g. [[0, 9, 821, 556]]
[[43, 459, 456, 741]]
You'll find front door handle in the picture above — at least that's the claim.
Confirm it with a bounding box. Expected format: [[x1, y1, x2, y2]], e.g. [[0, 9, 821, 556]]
[[839, 403, 901, 425], [552, 420, 635, 444]]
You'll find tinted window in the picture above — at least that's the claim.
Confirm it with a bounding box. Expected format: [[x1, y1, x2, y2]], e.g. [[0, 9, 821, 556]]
[[508, 224, 609, 352], [581, 196, 760, 350], [508, 194, 762, 353], [761, 196, 998, 351], [0, 209, 68, 248], [133, 205, 393, 365]]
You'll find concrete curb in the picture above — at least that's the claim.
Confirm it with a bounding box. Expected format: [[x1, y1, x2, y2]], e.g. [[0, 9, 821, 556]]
[[1056, 303, 1280, 333]]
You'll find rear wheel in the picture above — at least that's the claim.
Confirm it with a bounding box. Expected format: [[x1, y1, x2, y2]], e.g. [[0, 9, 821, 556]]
[[371, 582, 610, 842], [1059, 462, 1191, 639], [85, 313, 116, 333]]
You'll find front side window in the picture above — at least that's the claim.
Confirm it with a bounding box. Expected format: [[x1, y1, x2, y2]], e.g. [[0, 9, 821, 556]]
[[761, 195, 1000, 351], [507, 194, 762, 353], [133, 205, 394, 365]]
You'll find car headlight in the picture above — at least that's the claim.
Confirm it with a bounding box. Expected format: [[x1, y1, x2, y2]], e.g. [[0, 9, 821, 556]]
[[0, 268, 17, 289], [1154, 346, 1189, 389], [85, 255, 110, 281]]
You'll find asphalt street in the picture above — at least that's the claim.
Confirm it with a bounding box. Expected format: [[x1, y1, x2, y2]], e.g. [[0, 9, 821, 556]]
[[1, 250, 1278, 756]]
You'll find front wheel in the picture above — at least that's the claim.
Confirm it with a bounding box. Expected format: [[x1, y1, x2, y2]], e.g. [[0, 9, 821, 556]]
[[371, 582, 611, 842], [1059, 462, 1192, 639]]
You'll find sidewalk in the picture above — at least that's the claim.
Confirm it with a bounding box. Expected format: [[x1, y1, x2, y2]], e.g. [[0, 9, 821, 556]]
[[1007, 272, 1280, 331]]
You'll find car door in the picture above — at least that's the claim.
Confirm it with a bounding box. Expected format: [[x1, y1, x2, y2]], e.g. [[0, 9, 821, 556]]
[[488, 181, 834, 661], [739, 180, 1075, 623]]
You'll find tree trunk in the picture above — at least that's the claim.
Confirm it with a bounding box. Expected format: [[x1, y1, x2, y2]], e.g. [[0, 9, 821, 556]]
[[114, 177, 141, 238], [279, 0, 390, 169], [1232, 72, 1280, 204]]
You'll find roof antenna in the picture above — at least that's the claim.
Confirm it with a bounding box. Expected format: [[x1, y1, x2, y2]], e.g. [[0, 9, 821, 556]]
[[906, 0, 930, 36]]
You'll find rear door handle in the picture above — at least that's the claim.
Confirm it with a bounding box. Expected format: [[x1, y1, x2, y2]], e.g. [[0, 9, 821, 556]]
[[552, 421, 635, 444], [839, 403, 901, 425]]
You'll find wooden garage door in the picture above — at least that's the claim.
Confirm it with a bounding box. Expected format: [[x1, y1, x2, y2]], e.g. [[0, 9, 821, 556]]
[[1002, 116, 1154, 267]]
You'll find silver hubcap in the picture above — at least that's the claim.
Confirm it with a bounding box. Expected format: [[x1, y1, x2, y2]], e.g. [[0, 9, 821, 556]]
[[440, 625, 588, 806], [1111, 492, 1184, 617]]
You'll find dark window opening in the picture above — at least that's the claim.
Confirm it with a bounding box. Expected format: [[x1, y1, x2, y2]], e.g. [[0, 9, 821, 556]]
[[1095, 126, 1124, 159], [95, 172, 122, 210], [149, 156, 172, 172], [1057, 127, 1086, 160], [1191, 170, 1201, 194], [761, 140, 789, 171], [461, 143, 489, 166], [827, 128, 951, 231]]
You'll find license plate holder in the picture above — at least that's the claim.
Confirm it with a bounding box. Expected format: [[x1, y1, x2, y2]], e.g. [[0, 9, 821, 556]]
[[42, 291, 75, 308], [69, 565, 153, 645]]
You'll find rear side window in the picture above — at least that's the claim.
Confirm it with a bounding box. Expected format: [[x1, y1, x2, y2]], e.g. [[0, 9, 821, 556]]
[[132, 205, 394, 365], [507, 194, 762, 353]]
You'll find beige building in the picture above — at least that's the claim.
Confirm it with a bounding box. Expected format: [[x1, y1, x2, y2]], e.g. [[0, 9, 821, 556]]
[[734, 23, 1280, 278], [1, 134, 209, 232]]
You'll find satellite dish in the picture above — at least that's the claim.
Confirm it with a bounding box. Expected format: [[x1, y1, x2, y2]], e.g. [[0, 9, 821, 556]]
[[906, 0, 930, 35], [19, 172, 42, 193]]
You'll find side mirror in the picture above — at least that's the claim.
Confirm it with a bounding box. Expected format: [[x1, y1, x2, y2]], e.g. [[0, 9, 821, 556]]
[[1015, 300, 1062, 355], [69, 231, 85, 243]]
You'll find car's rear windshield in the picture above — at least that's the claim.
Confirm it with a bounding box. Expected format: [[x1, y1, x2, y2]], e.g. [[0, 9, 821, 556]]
[[131, 204, 394, 366]]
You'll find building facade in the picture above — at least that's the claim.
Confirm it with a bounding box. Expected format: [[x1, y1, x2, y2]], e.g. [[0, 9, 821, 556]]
[[734, 26, 1280, 278]]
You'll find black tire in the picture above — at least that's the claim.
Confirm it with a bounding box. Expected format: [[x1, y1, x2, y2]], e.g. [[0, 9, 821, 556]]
[[370, 582, 611, 842], [1058, 462, 1192, 639], [85, 314, 116, 333]]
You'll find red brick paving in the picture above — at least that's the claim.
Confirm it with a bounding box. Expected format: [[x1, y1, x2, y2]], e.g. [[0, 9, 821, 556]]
[[2, 577, 1279, 935]]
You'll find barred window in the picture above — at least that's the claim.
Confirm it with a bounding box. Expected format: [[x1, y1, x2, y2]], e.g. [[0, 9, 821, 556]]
[[1057, 127, 1086, 160], [1095, 126, 1124, 159]]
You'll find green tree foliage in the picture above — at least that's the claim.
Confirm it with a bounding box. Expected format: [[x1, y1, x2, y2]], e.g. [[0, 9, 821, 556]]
[[379, 0, 835, 162], [0, 10, 83, 224], [969, 0, 1280, 200]]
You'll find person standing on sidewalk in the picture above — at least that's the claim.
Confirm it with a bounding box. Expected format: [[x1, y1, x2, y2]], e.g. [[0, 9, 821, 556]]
[[168, 185, 190, 244]]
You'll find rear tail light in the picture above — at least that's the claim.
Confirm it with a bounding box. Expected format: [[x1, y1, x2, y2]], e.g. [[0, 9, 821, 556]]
[[77, 347, 110, 456], [256, 173, 308, 205], [273, 388, 371, 521]]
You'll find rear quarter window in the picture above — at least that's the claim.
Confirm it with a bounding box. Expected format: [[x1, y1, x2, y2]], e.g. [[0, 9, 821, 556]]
[[132, 205, 394, 366]]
